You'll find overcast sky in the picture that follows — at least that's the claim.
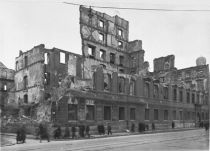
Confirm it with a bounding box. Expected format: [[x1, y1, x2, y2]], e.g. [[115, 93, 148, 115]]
[[1, 0, 210, 71]]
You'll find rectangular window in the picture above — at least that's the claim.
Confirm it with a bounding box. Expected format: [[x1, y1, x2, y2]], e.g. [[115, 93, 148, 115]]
[[130, 108, 136, 120], [24, 94, 28, 103], [163, 87, 168, 99], [3, 84, 7, 91], [68, 104, 78, 120], [129, 80, 135, 95], [179, 90, 183, 102], [104, 106, 111, 120], [44, 53, 49, 64], [145, 109, 149, 120], [154, 109, 159, 120], [173, 110, 176, 120], [186, 92, 190, 103], [119, 55, 124, 66], [119, 107, 125, 120], [23, 76, 28, 89], [179, 111, 183, 120], [144, 82, 150, 98], [24, 56, 28, 67], [118, 77, 125, 93], [153, 85, 159, 98], [173, 88, 177, 100], [60, 52, 65, 64], [99, 33, 104, 41], [110, 53, 115, 64], [99, 20, 104, 28], [164, 110, 168, 120], [86, 105, 95, 120], [192, 93, 195, 104], [118, 29, 123, 36], [99, 49, 106, 61]]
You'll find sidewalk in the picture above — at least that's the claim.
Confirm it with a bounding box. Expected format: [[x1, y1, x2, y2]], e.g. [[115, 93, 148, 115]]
[[0, 127, 199, 147]]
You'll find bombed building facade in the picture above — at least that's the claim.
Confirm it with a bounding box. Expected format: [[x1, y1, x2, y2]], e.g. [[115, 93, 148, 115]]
[[14, 6, 209, 131]]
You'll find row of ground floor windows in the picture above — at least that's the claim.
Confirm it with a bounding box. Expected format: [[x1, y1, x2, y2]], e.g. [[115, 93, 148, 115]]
[[66, 104, 208, 121]]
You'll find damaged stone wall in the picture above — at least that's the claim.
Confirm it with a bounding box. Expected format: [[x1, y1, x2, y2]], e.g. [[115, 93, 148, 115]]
[[153, 55, 175, 72]]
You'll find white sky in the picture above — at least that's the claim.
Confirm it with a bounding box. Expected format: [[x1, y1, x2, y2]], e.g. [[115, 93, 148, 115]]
[[0, 0, 210, 71]]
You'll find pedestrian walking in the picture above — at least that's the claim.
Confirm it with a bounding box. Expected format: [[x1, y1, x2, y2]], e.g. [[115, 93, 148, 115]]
[[54, 126, 62, 139], [85, 125, 90, 138], [107, 124, 112, 135], [72, 126, 76, 139], [39, 123, 50, 143]]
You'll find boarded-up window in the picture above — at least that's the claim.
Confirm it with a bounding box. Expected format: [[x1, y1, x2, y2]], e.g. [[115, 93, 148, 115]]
[[119, 107, 125, 120], [154, 109, 159, 120], [86, 105, 95, 120], [104, 106, 111, 120], [68, 104, 78, 120], [164, 110, 168, 120], [145, 109, 149, 120], [130, 108, 136, 120], [60, 52, 65, 64]]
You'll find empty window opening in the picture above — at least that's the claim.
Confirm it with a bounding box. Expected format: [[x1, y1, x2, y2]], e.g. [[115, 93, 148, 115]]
[[192, 93, 195, 104], [44, 53, 49, 64], [163, 87, 168, 99], [99, 20, 104, 28], [173, 88, 177, 100], [118, 41, 123, 47], [130, 108, 136, 120], [118, 29, 123, 36], [24, 56, 28, 67], [104, 73, 111, 91], [68, 104, 78, 120], [88, 45, 95, 58], [44, 72, 50, 85], [154, 109, 159, 120], [153, 84, 159, 98], [118, 77, 125, 93], [187, 111, 191, 120], [3, 84, 7, 91], [119, 107, 125, 120], [179, 90, 183, 102], [144, 82, 150, 98], [99, 49, 106, 61], [60, 52, 65, 64], [16, 61, 18, 71], [99, 33, 104, 41], [24, 94, 28, 103], [145, 109, 149, 120], [86, 105, 95, 120], [110, 53, 115, 64], [164, 110, 168, 120], [104, 106, 111, 120], [23, 76, 28, 89], [119, 56, 124, 66], [186, 92, 190, 103], [130, 80, 135, 95]]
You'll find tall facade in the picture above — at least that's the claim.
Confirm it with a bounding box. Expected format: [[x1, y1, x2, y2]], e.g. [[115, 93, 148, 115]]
[[14, 6, 209, 131]]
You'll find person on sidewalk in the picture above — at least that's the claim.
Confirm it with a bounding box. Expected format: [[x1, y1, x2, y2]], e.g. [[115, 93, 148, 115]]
[[16, 125, 26, 144], [71, 126, 76, 139], [107, 123, 112, 135], [85, 125, 90, 138], [39, 123, 50, 143]]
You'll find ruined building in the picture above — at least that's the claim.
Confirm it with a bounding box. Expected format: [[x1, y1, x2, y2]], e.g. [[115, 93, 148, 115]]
[[14, 6, 209, 131], [0, 62, 15, 115]]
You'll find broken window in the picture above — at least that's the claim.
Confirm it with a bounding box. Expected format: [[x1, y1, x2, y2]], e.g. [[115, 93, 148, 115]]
[[110, 53, 115, 64], [173, 110, 176, 120], [164, 110, 168, 120], [44, 53, 49, 64], [118, 77, 125, 93], [129, 80, 135, 95], [153, 84, 159, 98], [88, 45, 96, 58], [186, 91, 190, 103], [44, 72, 50, 85], [23, 76, 28, 89], [24, 94, 28, 103], [24, 56, 28, 67], [192, 93, 195, 104], [179, 90, 183, 102], [154, 109, 159, 120], [130, 108, 136, 120], [119, 55, 124, 66], [99, 20, 104, 28], [68, 104, 78, 120], [173, 87, 177, 101], [145, 109, 149, 120], [99, 49, 106, 61], [144, 82, 150, 98], [99, 33, 104, 41], [118, 41, 123, 48], [119, 107, 125, 120], [60, 52, 65, 64], [118, 29, 123, 36], [104, 106, 111, 120], [86, 105, 95, 120], [163, 87, 168, 99]]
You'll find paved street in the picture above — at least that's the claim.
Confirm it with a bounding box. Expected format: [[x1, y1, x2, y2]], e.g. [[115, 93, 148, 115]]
[[1, 129, 209, 151]]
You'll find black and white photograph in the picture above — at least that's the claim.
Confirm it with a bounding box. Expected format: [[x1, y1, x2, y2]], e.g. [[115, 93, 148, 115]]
[[0, 0, 209, 150]]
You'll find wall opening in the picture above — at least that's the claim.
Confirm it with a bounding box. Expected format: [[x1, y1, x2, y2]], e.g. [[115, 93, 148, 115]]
[[60, 52, 66, 64], [104, 106, 111, 120]]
